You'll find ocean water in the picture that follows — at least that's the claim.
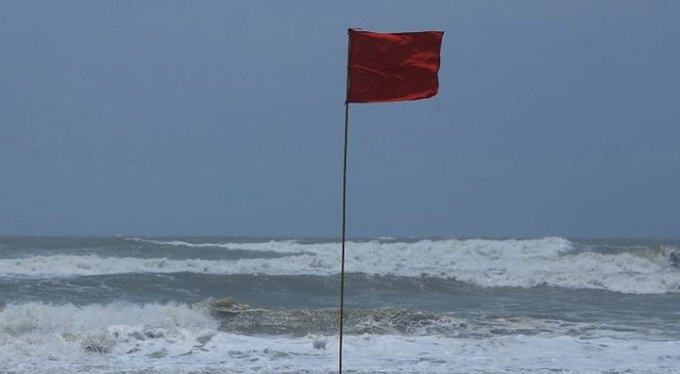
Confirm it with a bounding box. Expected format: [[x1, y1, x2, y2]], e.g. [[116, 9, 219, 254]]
[[1, 237, 680, 374]]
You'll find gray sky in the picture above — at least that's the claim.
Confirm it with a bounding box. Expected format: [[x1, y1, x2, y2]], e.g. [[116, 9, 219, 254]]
[[1, 1, 678, 238]]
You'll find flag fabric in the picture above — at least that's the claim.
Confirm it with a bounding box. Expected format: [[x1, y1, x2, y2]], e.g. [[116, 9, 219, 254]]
[[346, 29, 443, 103]]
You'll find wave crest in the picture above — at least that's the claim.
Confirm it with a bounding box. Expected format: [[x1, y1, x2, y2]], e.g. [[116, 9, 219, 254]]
[[3, 238, 680, 294]]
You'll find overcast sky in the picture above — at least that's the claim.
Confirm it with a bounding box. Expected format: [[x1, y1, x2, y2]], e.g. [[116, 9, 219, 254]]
[[1, 1, 678, 238]]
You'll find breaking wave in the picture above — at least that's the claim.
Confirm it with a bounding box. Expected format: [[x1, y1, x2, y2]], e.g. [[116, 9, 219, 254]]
[[1, 301, 680, 374], [2, 237, 680, 294]]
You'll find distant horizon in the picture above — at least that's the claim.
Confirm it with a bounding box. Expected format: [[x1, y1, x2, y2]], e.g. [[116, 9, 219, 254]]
[[2, 234, 680, 242]]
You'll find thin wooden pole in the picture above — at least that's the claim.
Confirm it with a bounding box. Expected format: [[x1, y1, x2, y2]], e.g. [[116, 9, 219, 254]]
[[339, 28, 352, 374]]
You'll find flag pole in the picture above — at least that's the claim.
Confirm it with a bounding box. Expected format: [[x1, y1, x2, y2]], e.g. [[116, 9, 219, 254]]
[[338, 28, 351, 374], [338, 100, 348, 374], [337, 27, 442, 374]]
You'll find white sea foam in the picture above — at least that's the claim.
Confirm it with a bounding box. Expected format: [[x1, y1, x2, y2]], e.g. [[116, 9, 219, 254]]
[[127, 237, 301, 252], [1, 302, 679, 374], [3, 238, 680, 294]]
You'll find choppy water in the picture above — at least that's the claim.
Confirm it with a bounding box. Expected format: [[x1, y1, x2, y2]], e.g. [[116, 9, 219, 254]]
[[1, 237, 680, 373]]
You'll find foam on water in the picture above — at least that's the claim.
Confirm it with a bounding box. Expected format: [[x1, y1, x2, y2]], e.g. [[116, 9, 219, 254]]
[[2, 237, 680, 294], [1, 302, 679, 374]]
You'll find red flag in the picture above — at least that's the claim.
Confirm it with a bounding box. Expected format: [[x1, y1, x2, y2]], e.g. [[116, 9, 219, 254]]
[[347, 29, 443, 104]]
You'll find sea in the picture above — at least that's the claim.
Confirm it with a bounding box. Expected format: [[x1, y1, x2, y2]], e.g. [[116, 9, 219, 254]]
[[1, 236, 680, 374]]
